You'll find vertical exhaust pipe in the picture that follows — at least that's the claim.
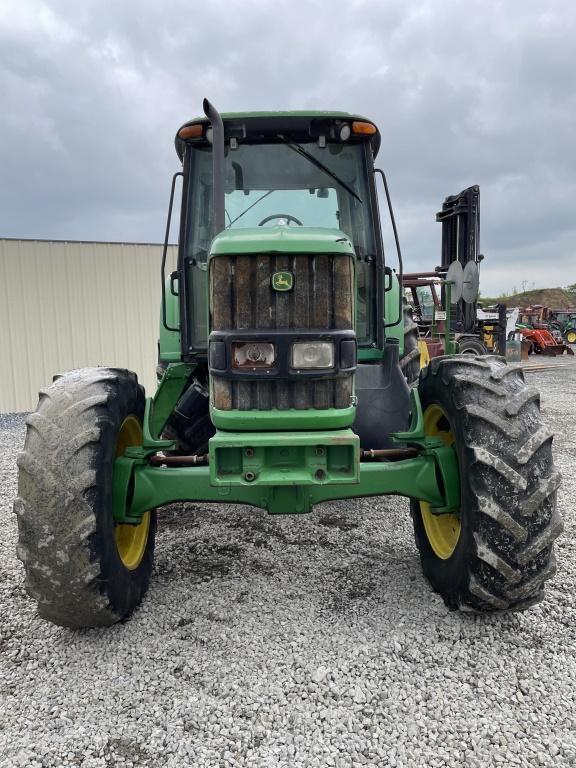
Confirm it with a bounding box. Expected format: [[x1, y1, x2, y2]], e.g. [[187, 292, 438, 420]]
[[203, 98, 225, 236]]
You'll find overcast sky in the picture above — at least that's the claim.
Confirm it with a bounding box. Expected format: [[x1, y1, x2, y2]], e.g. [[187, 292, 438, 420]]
[[1, 0, 574, 295]]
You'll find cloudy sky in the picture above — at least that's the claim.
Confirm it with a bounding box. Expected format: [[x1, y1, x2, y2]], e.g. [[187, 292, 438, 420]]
[[1, 0, 574, 295]]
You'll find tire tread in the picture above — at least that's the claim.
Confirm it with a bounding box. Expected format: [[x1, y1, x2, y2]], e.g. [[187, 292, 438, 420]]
[[412, 355, 562, 613], [14, 367, 154, 628]]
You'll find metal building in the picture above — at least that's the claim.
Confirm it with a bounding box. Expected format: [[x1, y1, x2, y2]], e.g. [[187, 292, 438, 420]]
[[0, 239, 177, 413]]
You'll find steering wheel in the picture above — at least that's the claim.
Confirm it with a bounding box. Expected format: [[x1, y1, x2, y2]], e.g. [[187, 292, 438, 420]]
[[258, 214, 303, 227]]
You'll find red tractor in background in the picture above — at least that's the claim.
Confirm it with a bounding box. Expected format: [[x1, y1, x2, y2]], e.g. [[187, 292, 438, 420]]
[[517, 306, 574, 356]]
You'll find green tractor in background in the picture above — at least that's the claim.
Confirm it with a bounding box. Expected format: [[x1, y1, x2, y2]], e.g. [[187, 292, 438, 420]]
[[549, 310, 576, 345], [15, 100, 562, 627]]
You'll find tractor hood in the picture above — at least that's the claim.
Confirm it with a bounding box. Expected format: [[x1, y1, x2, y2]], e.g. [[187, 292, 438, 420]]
[[209, 226, 355, 257]]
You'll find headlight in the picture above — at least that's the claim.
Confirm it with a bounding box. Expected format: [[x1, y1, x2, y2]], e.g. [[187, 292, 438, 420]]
[[291, 341, 334, 369], [232, 341, 275, 368]]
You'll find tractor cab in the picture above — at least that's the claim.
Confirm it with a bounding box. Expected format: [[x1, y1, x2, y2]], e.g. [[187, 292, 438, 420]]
[[172, 110, 387, 355], [159, 103, 412, 448]]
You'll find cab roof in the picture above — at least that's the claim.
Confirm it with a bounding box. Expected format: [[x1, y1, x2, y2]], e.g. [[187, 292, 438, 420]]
[[174, 110, 381, 161]]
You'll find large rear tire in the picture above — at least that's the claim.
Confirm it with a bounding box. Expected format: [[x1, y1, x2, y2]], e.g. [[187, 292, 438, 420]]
[[411, 355, 562, 612], [14, 368, 156, 628]]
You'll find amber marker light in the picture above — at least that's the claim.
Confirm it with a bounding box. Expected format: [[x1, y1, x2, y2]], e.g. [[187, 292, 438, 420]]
[[178, 124, 204, 139], [351, 121, 377, 136]]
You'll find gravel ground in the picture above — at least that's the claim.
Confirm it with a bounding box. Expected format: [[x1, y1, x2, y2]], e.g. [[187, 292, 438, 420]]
[[1, 360, 575, 768]]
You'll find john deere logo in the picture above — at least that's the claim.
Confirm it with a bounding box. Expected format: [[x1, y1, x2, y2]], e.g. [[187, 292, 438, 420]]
[[271, 272, 294, 291]]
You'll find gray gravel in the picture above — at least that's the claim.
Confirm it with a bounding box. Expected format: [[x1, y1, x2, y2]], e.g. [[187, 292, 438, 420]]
[[1, 362, 575, 768]]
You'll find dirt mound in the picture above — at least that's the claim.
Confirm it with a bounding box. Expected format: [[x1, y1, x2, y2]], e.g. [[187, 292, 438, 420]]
[[482, 288, 576, 310]]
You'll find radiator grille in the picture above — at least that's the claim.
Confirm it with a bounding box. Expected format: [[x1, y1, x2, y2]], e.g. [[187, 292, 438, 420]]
[[210, 252, 354, 410]]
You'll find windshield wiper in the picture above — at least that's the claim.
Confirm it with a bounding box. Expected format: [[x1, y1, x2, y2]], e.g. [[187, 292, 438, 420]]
[[227, 190, 274, 227], [277, 135, 362, 204]]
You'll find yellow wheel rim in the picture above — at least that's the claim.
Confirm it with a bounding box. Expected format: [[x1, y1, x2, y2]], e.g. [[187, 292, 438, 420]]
[[114, 415, 150, 570], [566, 330, 576, 344], [419, 404, 461, 559]]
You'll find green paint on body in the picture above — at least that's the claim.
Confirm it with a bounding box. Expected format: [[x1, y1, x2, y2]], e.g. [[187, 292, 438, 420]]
[[151, 363, 195, 439], [383, 271, 404, 356], [184, 110, 374, 124], [112, 387, 461, 522], [210, 428, 359, 486], [158, 279, 181, 363], [209, 226, 355, 257], [210, 406, 356, 431], [119, 450, 455, 518]]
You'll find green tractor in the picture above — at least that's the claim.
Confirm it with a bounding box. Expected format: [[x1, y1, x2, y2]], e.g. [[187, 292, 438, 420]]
[[550, 311, 576, 345], [15, 100, 562, 627]]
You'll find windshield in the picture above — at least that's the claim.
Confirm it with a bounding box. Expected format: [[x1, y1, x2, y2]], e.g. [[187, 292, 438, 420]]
[[184, 141, 377, 261]]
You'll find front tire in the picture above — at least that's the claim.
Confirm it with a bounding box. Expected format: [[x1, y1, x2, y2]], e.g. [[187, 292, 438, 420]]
[[411, 355, 562, 612], [15, 368, 156, 628]]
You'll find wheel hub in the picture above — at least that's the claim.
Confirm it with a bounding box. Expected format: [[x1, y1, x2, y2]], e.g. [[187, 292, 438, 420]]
[[114, 416, 150, 570], [419, 404, 461, 559]]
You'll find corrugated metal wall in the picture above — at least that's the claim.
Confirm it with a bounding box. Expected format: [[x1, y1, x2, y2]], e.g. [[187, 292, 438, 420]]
[[0, 239, 177, 413]]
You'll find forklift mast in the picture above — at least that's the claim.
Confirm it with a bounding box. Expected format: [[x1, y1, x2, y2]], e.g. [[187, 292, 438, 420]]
[[436, 185, 481, 334]]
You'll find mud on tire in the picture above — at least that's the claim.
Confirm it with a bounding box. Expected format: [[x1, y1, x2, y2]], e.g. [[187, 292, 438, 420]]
[[14, 368, 156, 628], [412, 355, 562, 612]]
